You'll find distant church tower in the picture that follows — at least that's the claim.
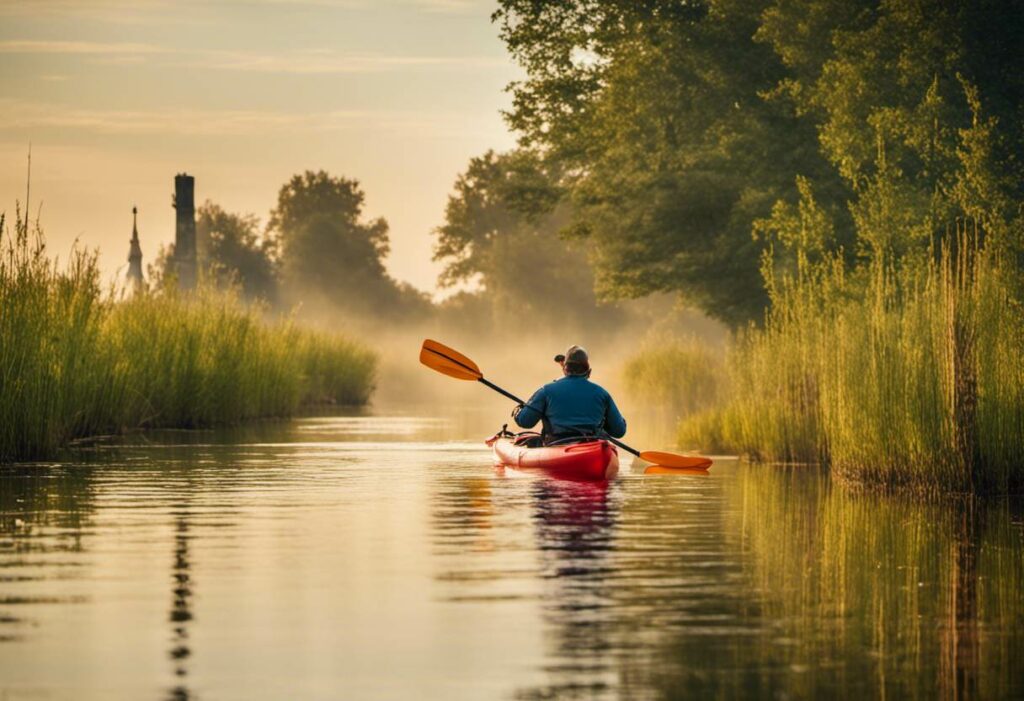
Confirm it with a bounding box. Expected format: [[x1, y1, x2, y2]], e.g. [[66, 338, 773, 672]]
[[127, 205, 145, 291], [173, 173, 197, 291]]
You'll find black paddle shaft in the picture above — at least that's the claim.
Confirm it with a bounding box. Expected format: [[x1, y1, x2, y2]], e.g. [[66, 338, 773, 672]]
[[477, 377, 527, 406], [475, 377, 642, 459]]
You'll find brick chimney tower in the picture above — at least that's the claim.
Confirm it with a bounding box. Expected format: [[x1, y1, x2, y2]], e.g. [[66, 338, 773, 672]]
[[173, 173, 196, 291]]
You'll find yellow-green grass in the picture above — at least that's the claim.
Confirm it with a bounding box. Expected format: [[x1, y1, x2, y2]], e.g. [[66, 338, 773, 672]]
[[673, 240, 1024, 493], [622, 335, 721, 416], [0, 220, 377, 462], [817, 247, 1024, 493]]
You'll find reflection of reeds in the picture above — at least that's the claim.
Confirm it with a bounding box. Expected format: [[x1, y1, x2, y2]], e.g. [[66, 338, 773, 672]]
[[676, 233, 1024, 493], [0, 218, 376, 463], [728, 465, 1024, 699]]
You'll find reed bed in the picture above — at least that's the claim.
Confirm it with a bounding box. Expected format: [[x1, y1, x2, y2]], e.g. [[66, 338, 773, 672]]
[[665, 237, 1024, 493], [0, 219, 377, 463], [621, 335, 721, 416], [819, 244, 1024, 493]]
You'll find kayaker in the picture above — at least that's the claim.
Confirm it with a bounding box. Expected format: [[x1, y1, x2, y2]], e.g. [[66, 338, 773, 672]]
[[512, 345, 627, 444]]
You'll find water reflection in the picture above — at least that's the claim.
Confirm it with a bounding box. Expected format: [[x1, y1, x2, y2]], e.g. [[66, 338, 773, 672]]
[[0, 466, 95, 644], [431, 460, 1024, 700], [706, 465, 1024, 700], [940, 499, 980, 701], [529, 479, 618, 699], [168, 511, 195, 701], [0, 415, 1022, 700]]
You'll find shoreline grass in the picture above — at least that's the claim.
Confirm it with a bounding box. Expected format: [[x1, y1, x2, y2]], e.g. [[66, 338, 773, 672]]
[[0, 218, 377, 463], [632, 236, 1024, 494], [622, 335, 721, 417]]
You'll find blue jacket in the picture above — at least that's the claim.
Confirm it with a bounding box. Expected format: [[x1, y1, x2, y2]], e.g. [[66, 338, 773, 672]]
[[514, 375, 627, 438]]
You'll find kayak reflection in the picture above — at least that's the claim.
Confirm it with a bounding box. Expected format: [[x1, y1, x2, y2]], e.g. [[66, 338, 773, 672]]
[[514, 473, 622, 697]]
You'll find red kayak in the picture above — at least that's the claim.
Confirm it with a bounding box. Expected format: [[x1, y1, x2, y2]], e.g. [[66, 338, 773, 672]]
[[487, 432, 619, 481]]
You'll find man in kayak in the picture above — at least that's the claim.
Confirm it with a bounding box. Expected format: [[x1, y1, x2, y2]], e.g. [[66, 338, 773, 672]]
[[512, 345, 627, 444]]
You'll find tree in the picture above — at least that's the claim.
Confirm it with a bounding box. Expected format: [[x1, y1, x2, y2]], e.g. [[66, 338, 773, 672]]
[[434, 150, 617, 332], [147, 202, 277, 302], [268, 171, 428, 319], [496, 0, 1024, 322], [494, 0, 843, 325], [197, 202, 277, 302], [757, 0, 1024, 267]]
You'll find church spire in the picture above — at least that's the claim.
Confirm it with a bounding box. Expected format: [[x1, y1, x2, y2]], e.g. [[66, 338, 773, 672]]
[[127, 205, 144, 291]]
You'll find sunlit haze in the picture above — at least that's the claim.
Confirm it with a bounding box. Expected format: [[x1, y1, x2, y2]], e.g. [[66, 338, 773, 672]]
[[0, 0, 518, 292]]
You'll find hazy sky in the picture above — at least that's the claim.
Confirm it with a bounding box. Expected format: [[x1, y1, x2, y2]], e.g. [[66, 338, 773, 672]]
[[0, 0, 518, 292]]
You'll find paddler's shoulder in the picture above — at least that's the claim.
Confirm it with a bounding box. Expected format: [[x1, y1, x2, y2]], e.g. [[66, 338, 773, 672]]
[[552, 376, 608, 393]]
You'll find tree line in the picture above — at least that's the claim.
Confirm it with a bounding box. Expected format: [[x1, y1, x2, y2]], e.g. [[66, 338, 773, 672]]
[[154, 160, 619, 334], [152, 171, 430, 322], [159, 0, 1024, 334], [486, 0, 1024, 325]]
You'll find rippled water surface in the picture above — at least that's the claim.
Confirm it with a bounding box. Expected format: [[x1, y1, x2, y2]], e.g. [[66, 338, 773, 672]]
[[1, 412, 1022, 700]]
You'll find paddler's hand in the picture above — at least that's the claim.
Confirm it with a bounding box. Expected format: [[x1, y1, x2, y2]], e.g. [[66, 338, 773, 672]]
[[511, 403, 525, 419]]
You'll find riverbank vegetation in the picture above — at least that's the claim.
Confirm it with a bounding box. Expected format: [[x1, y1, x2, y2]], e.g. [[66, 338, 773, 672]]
[[621, 335, 721, 417], [0, 217, 376, 463], [666, 231, 1024, 494], [495, 0, 1024, 493]]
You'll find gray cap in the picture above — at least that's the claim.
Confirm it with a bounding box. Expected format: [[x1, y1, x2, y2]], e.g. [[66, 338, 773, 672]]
[[554, 345, 590, 375]]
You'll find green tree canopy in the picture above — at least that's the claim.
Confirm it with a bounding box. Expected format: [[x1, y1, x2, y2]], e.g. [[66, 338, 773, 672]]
[[268, 170, 427, 319], [434, 150, 617, 331], [197, 202, 277, 302], [495, 0, 844, 325], [495, 0, 1024, 323]]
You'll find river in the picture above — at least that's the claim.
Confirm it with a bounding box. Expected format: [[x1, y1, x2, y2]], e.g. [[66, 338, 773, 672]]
[[0, 410, 1022, 700]]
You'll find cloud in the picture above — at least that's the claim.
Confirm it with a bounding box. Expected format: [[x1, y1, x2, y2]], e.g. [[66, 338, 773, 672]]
[[409, 0, 488, 13], [0, 98, 490, 138], [0, 0, 184, 24], [195, 48, 507, 74], [0, 0, 484, 19], [0, 40, 166, 55], [0, 99, 357, 135], [0, 39, 508, 74]]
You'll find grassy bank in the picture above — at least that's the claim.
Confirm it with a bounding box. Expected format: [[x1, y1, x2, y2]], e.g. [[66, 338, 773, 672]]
[[0, 219, 376, 463], [629, 237, 1024, 494]]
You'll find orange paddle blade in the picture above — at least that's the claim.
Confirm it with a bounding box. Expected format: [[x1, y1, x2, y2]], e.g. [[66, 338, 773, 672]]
[[644, 465, 710, 476], [420, 339, 483, 381], [639, 451, 713, 470]]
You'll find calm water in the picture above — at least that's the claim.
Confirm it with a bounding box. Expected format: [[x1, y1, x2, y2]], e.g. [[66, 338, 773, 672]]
[[0, 412, 1022, 700]]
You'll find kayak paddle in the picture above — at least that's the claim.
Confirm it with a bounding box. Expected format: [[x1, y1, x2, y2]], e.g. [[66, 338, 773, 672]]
[[419, 339, 712, 470]]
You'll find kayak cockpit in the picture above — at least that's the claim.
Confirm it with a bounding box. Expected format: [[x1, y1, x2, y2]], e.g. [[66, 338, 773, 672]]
[[488, 427, 619, 481]]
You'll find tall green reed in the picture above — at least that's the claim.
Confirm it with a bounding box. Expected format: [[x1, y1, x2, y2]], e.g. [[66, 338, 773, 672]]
[[675, 232, 1024, 493], [622, 335, 720, 415], [0, 219, 377, 462], [821, 236, 1024, 492]]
